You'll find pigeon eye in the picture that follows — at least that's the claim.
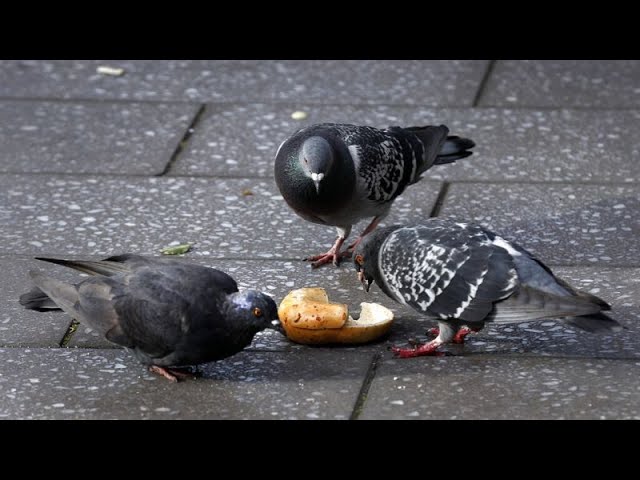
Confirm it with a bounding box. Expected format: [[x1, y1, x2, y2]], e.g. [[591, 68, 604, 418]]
[[253, 307, 263, 317], [355, 254, 364, 266]]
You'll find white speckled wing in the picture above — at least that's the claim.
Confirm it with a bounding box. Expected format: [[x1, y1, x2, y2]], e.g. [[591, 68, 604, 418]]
[[377, 222, 519, 323]]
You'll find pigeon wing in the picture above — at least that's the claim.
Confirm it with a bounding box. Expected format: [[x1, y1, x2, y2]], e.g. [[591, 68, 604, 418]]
[[378, 223, 518, 323], [109, 263, 236, 359]]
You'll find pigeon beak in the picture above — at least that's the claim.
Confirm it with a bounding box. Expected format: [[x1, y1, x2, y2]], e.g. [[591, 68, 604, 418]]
[[310, 172, 324, 194], [358, 271, 372, 293], [269, 318, 285, 335]]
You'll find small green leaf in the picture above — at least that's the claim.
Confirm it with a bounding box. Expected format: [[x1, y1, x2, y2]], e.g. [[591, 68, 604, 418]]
[[160, 243, 193, 255]]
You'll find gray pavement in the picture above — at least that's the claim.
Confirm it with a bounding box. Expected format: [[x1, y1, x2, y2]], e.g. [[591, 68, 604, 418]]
[[0, 100, 199, 175], [0, 60, 488, 105], [480, 60, 640, 108], [1, 60, 639, 419], [174, 104, 640, 182]]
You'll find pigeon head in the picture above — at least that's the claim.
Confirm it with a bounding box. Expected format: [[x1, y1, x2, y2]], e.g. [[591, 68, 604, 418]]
[[300, 136, 334, 194], [353, 231, 384, 293], [353, 256, 374, 293], [228, 290, 282, 333], [353, 225, 404, 292]]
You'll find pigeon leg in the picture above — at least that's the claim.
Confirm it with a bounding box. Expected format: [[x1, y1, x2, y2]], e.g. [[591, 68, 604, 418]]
[[148, 365, 199, 382], [427, 326, 479, 344], [345, 216, 384, 253], [392, 322, 457, 358], [305, 226, 351, 268], [304, 236, 347, 268]]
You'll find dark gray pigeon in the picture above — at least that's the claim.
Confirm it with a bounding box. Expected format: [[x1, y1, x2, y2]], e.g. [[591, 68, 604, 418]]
[[274, 123, 475, 268], [352, 220, 623, 357], [20, 254, 281, 381]]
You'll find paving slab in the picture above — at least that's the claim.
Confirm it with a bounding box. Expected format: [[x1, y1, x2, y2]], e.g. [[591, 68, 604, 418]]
[[0, 174, 441, 258], [440, 182, 640, 266], [436, 108, 638, 183], [173, 104, 640, 183], [0, 60, 488, 105], [360, 355, 640, 419], [0, 348, 372, 419], [480, 60, 640, 108], [0, 100, 199, 175]]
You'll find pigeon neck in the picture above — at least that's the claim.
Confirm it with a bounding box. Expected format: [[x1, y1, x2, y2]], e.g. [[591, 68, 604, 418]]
[[367, 226, 406, 301]]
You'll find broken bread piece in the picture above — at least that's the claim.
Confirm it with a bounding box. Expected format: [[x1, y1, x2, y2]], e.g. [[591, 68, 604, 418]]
[[278, 287, 394, 344]]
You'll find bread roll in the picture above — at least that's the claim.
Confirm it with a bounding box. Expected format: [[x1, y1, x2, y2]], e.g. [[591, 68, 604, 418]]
[[278, 287, 394, 344]]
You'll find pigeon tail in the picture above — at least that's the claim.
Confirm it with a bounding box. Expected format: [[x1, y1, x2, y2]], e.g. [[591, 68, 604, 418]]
[[19, 286, 60, 311], [34, 256, 131, 276], [27, 270, 80, 317], [563, 311, 625, 333], [434, 136, 476, 164]]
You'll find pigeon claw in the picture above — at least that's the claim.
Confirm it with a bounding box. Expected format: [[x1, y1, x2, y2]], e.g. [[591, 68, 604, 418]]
[[148, 365, 200, 382], [452, 326, 475, 344], [426, 327, 440, 337], [305, 251, 342, 268], [304, 237, 350, 268], [391, 340, 445, 358], [345, 238, 362, 254]]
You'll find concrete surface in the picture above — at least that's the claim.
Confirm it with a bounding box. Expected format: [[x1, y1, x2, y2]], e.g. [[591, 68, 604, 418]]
[[1, 59, 639, 419]]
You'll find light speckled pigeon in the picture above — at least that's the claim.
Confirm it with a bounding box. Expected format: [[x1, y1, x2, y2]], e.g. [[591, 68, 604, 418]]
[[353, 220, 623, 357], [274, 123, 475, 268], [20, 254, 281, 381]]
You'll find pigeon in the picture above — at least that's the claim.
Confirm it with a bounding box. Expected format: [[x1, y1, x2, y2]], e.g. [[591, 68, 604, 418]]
[[274, 122, 475, 268], [352, 219, 623, 357], [19, 254, 282, 381]]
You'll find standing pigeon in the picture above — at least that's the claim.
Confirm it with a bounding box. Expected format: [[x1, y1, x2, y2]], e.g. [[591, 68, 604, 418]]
[[352, 220, 623, 357], [274, 123, 475, 268], [19, 254, 281, 381]]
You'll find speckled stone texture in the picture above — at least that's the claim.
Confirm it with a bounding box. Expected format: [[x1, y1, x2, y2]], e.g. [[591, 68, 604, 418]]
[[3, 60, 640, 420], [360, 356, 640, 420], [0, 348, 371, 419], [173, 104, 640, 183], [0, 101, 199, 175], [433, 108, 640, 183], [0, 174, 442, 259], [440, 183, 640, 266], [480, 60, 640, 108], [0, 60, 488, 105]]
